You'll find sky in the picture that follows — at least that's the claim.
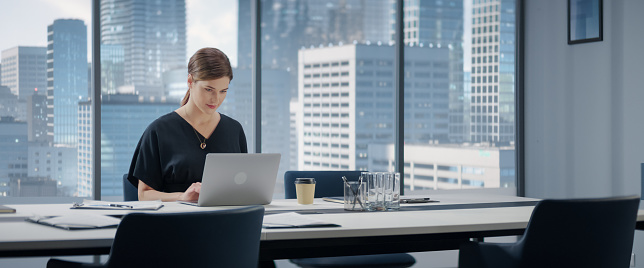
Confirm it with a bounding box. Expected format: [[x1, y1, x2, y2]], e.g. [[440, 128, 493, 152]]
[[0, 0, 239, 67]]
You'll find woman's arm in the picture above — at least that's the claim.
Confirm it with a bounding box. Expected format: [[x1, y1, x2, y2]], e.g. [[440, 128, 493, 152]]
[[138, 180, 201, 202]]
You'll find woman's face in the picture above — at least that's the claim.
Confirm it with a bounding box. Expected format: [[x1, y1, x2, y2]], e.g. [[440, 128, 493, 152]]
[[188, 75, 230, 115]]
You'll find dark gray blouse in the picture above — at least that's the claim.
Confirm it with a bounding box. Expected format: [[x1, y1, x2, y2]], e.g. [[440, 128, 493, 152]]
[[127, 112, 247, 192]]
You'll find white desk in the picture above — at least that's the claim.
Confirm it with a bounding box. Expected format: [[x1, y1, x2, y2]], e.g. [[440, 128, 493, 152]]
[[1, 194, 640, 260]]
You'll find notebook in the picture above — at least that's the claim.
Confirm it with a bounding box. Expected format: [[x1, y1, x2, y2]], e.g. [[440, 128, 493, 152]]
[[180, 153, 281, 207]]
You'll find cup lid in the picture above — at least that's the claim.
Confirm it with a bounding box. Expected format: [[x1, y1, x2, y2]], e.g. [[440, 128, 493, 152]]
[[295, 178, 315, 184]]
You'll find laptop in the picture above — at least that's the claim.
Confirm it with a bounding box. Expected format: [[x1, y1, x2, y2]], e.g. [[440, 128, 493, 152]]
[[180, 153, 281, 206]]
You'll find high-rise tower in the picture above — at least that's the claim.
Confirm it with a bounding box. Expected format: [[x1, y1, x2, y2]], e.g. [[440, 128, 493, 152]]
[[47, 19, 88, 146], [469, 0, 515, 143], [0, 46, 47, 101], [100, 0, 186, 98], [403, 0, 465, 143], [298, 44, 449, 171]]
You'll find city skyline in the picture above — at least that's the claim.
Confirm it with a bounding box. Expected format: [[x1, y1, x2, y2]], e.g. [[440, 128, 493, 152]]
[[0, 0, 516, 198], [0, 0, 239, 67]]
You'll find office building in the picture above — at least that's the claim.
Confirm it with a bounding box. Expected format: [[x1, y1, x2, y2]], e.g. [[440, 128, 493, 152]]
[[100, 44, 125, 95], [0, 85, 26, 122], [27, 91, 48, 142], [0, 46, 47, 101], [77, 95, 177, 197], [369, 142, 515, 190], [47, 19, 89, 146], [27, 143, 77, 197], [220, 68, 292, 195], [77, 100, 92, 197], [0, 117, 28, 197], [237, 1, 393, 181], [469, 0, 515, 143], [100, 0, 187, 98], [298, 44, 449, 171], [238, 0, 391, 89], [9, 176, 58, 197], [403, 0, 466, 143], [289, 99, 299, 172]]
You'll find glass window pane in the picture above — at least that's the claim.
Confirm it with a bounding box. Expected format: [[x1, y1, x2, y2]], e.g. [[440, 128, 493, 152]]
[[0, 0, 92, 201], [99, 0, 244, 199], [402, 0, 516, 192], [260, 0, 396, 198]]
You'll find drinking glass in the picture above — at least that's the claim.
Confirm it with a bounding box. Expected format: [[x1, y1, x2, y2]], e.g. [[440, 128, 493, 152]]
[[343, 181, 365, 211]]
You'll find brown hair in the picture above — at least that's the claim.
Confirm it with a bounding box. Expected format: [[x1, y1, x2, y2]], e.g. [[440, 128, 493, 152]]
[[181, 48, 234, 106]]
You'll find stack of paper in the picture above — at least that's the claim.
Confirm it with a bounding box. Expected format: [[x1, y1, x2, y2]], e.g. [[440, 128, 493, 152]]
[[26, 214, 121, 230], [71, 200, 164, 210], [263, 212, 340, 228]]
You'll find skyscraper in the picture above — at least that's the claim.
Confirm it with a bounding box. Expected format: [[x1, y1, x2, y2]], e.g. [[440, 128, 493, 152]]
[[298, 44, 449, 171], [97, 95, 176, 197], [77, 100, 92, 197], [469, 0, 515, 143], [403, 0, 465, 143], [0, 46, 47, 101], [28, 143, 78, 196], [27, 91, 47, 142], [100, 44, 125, 95], [238, 0, 391, 92], [100, 0, 187, 98], [219, 67, 292, 192], [237, 0, 393, 177], [0, 85, 26, 122], [47, 19, 88, 146], [0, 117, 27, 197]]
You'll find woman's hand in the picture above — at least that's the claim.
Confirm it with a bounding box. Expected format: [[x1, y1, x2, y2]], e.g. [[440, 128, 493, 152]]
[[178, 182, 202, 201]]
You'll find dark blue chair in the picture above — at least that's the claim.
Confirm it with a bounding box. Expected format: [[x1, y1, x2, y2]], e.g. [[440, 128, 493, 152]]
[[47, 206, 265, 268], [122, 174, 138, 201], [458, 195, 640, 268], [284, 170, 416, 268]]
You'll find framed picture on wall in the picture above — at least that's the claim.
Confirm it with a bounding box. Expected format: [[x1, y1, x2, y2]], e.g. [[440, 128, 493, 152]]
[[568, 0, 603, 44]]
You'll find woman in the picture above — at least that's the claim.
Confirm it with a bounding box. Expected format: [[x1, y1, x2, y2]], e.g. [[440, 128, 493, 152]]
[[127, 48, 247, 201]]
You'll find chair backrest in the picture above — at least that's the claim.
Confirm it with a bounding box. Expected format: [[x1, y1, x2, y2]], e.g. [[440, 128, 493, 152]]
[[105, 206, 265, 268], [122, 174, 138, 201], [518, 195, 639, 268], [284, 170, 363, 199]]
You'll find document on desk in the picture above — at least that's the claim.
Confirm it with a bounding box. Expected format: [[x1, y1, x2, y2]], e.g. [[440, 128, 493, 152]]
[[263, 212, 340, 228], [26, 214, 121, 230], [71, 200, 164, 210], [0, 204, 16, 213]]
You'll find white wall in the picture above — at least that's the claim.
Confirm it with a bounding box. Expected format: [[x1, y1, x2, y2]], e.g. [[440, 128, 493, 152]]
[[524, 0, 644, 267], [524, 0, 644, 199]]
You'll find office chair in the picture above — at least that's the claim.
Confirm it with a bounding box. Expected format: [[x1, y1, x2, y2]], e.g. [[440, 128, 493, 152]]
[[284, 170, 416, 268], [122, 174, 138, 201], [458, 195, 640, 268], [47, 206, 265, 268]]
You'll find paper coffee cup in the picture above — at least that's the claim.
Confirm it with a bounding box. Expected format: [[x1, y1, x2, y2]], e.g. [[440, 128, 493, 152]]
[[295, 178, 316, 205]]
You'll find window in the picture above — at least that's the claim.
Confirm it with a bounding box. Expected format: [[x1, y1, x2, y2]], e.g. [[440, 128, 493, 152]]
[[99, 0, 242, 199], [0, 0, 92, 200], [1, 0, 519, 203], [403, 0, 516, 192]]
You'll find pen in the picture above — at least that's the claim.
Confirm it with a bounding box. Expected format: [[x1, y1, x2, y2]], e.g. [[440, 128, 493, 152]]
[[109, 204, 133, 209], [296, 211, 322, 214]]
